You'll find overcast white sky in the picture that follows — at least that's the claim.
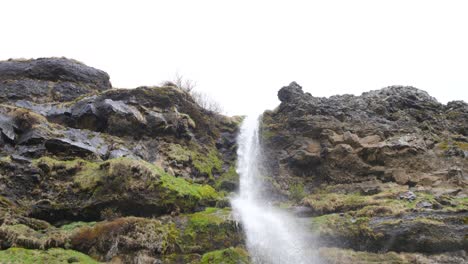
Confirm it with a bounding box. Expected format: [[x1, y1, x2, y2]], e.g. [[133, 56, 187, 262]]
[[1, 1, 467, 115]]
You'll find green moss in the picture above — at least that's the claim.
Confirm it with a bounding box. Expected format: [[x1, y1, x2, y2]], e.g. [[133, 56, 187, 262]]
[[0, 155, 12, 163], [302, 185, 462, 218], [33, 157, 221, 212], [192, 149, 223, 180], [71, 217, 180, 256], [200, 247, 250, 264], [437, 140, 468, 151], [33, 157, 104, 190], [215, 165, 238, 191], [180, 113, 196, 128], [0, 195, 13, 208], [412, 217, 445, 226], [180, 208, 243, 254], [289, 183, 306, 202], [455, 141, 468, 150], [310, 214, 377, 239], [438, 140, 450, 150], [319, 247, 408, 264], [168, 144, 191, 162], [167, 144, 223, 180], [454, 197, 468, 211], [188, 207, 230, 226], [162, 253, 202, 264], [261, 129, 276, 140], [0, 222, 80, 250], [302, 192, 377, 214], [446, 111, 461, 119], [59, 221, 97, 231], [160, 173, 220, 201], [0, 247, 100, 264]]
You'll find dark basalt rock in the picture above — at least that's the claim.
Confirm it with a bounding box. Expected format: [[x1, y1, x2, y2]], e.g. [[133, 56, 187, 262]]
[[0, 58, 111, 103], [262, 82, 467, 258]]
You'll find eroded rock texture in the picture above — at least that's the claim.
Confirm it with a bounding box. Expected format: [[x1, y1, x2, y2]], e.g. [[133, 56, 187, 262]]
[[262, 82, 467, 260], [0, 58, 244, 263]]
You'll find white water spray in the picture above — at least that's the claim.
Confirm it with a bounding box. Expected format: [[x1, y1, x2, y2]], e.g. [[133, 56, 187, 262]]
[[231, 115, 319, 264]]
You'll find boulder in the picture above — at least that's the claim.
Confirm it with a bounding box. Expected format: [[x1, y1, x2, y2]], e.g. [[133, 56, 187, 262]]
[[0, 58, 111, 103]]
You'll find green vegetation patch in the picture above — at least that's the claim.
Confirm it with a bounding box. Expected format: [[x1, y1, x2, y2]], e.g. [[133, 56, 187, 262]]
[[0, 247, 100, 264], [319, 247, 407, 264], [289, 183, 306, 202], [33, 156, 221, 211], [302, 192, 378, 215], [437, 140, 468, 151], [71, 217, 180, 256], [180, 208, 243, 254], [160, 172, 220, 204], [167, 144, 223, 180], [200, 247, 250, 264], [310, 214, 377, 239], [59, 221, 97, 231], [215, 165, 239, 191], [168, 144, 192, 162], [33, 157, 104, 190], [192, 149, 223, 180], [0, 220, 94, 250]]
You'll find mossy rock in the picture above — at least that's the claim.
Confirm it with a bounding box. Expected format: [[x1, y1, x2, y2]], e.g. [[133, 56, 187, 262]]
[[215, 165, 239, 192], [305, 184, 468, 253], [309, 210, 468, 253], [310, 213, 377, 242], [0, 247, 100, 264], [318, 247, 409, 264], [70, 217, 179, 260], [319, 247, 467, 264], [0, 219, 97, 251], [167, 143, 223, 180], [68, 210, 243, 262], [31, 157, 222, 222], [179, 208, 244, 254], [199, 247, 250, 264]]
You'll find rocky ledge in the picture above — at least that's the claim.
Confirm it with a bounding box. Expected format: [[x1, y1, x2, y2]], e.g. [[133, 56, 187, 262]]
[[261, 82, 467, 262]]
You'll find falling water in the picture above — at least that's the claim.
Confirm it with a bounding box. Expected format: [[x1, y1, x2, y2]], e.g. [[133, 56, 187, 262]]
[[231, 115, 318, 264]]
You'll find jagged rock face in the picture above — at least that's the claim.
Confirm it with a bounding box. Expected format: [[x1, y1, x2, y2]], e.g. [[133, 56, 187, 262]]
[[0, 58, 243, 263], [0, 58, 111, 103], [261, 82, 467, 257], [263, 82, 467, 185]]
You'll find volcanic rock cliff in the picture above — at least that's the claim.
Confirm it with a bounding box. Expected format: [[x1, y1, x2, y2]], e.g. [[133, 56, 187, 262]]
[[0, 58, 245, 263], [0, 58, 466, 264], [261, 82, 467, 263]]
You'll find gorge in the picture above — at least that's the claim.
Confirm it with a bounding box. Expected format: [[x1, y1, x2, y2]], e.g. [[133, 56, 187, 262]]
[[0, 58, 466, 264]]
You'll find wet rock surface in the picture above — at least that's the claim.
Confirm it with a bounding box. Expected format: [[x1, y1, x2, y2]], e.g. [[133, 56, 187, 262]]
[[0, 58, 241, 263], [263, 82, 467, 261], [0, 58, 111, 103]]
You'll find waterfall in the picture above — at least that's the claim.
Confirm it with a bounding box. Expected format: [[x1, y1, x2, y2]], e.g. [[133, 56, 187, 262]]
[[231, 115, 318, 264]]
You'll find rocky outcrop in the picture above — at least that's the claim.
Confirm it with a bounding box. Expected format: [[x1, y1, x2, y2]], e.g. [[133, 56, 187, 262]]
[[0, 58, 111, 103], [1, 57, 466, 263], [0, 208, 244, 263], [262, 82, 467, 261], [0, 58, 242, 263]]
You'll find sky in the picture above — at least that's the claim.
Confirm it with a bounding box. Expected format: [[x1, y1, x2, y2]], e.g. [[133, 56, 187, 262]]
[[1, 0, 467, 115]]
